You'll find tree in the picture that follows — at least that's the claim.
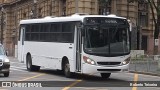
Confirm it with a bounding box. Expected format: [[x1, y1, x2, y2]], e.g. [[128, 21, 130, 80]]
[[147, 0, 160, 54], [147, 0, 159, 39], [127, 0, 159, 54]]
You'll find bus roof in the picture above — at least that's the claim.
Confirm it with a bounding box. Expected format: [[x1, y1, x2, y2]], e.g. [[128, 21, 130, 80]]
[[20, 14, 127, 24]]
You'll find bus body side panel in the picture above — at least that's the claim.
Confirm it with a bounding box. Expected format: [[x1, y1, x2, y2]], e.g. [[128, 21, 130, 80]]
[[24, 41, 74, 70]]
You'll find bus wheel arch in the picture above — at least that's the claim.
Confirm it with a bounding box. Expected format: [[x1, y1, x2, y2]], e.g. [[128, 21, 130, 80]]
[[26, 53, 40, 71], [62, 56, 72, 78]]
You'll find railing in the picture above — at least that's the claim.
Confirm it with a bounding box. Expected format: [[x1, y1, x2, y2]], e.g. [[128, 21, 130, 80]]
[[130, 55, 160, 75]]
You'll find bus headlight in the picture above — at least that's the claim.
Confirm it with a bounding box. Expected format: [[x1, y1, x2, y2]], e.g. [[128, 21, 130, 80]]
[[83, 56, 96, 65], [122, 57, 130, 65]]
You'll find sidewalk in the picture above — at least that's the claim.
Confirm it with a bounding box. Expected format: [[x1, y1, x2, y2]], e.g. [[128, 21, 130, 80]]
[[129, 71, 160, 76], [8, 56, 18, 62]]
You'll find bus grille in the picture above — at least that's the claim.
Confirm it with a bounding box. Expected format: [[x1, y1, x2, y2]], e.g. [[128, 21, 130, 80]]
[[97, 69, 121, 71], [0, 59, 3, 66], [97, 62, 121, 65]]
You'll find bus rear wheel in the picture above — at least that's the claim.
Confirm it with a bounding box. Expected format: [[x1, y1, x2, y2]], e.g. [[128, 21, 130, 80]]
[[26, 55, 40, 71], [100, 73, 111, 79], [64, 61, 72, 78]]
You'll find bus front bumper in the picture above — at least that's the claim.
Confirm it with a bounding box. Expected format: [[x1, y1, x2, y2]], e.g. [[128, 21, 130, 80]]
[[82, 63, 129, 74]]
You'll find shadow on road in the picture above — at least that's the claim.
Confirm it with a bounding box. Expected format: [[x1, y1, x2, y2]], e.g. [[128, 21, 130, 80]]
[[37, 69, 132, 87], [38, 69, 126, 82]]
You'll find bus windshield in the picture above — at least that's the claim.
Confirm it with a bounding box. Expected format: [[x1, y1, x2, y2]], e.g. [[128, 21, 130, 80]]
[[84, 25, 130, 57]]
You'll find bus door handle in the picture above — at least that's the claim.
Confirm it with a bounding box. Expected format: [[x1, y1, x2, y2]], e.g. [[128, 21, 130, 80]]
[[69, 47, 73, 49]]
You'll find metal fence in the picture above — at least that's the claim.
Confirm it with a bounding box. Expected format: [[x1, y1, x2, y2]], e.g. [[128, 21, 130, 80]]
[[129, 55, 160, 75]]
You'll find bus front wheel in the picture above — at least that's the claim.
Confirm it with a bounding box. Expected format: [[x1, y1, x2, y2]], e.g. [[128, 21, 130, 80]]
[[100, 73, 111, 78], [4, 72, 9, 77], [64, 61, 72, 78], [26, 55, 40, 71]]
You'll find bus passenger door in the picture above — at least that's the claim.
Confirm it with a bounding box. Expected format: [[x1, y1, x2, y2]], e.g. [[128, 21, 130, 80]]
[[18, 26, 25, 63], [76, 27, 82, 72]]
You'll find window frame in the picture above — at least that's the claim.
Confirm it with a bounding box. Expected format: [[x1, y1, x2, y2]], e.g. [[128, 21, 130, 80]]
[[23, 21, 78, 43]]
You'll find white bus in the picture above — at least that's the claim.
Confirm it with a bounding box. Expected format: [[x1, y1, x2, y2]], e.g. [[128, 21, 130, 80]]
[[18, 14, 131, 78]]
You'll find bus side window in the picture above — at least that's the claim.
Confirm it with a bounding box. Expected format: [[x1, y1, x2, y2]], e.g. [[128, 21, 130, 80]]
[[50, 23, 62, 42], [25, 25, 31, 41], [31, 24, 40, 41], [61, 22, 75, 43]]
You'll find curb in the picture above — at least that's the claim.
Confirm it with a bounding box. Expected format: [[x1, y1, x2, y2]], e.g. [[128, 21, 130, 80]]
[[129, 71, 160, 76]]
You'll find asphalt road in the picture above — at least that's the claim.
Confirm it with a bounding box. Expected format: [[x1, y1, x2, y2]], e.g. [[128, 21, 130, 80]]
[[0, 57, 160, 90]]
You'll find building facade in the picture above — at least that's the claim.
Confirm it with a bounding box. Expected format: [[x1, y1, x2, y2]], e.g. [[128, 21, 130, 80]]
[[0, 0, 158, 56]]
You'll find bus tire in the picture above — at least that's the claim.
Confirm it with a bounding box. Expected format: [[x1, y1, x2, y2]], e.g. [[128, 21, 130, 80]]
[[4, 72, 9, 77], [64, 61, 72, 78], [100, 73, 111, 79], [26, 54, 40, 71]]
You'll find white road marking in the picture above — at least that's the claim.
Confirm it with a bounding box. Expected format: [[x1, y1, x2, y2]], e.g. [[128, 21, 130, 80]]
[[10, 66, 26, 69], [10, 61, 25, 65], [10, 68, 27, 72]]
